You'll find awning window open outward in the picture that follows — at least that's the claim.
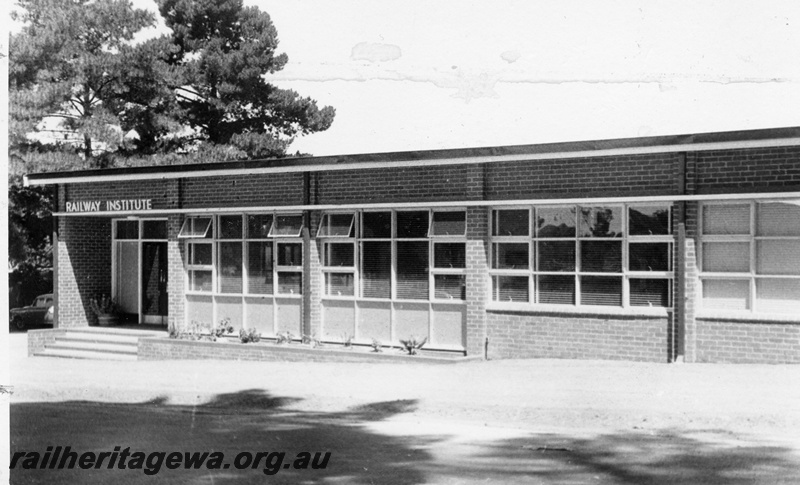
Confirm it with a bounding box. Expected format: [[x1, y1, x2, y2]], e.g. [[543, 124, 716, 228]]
[[178, 217, 212, 238]]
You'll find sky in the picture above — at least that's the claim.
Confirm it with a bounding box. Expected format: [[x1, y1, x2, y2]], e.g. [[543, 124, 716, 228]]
[[23, 1, 800, 156]]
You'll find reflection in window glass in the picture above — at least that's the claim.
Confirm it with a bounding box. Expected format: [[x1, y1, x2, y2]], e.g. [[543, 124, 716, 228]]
[[326, 273, 354, 296], [536, 207, 576, 237], [190, 244, 212, 266], [630, 279, 670, 307], [361, 241, 391, 298], [325, 243, 354, 267], [493, 243, 529, 269], [579, 207, 623, 237], [537, 275, 574, 304], [629, 206, 670, 235], [219, 215, 243, 239], [218, 242, 243, 293], [191, 271, 213, 292], [247, 242, 273, 294], [580, 241, 621, 272], [493, 209, 529, 236], [434, 275, 465, 300], [629, 243, 671, 272], [492, 275, 529, 302], [318, 213, 354, 237], [271, 215, 303, 237], [278, 273, 302, 294], [397, 211, 429, 238], [247, 215, 273, 239], [277, 243, 302, 266], [580, 276, 621, 306], [537, 241, 575, 272], [434, 243, 466, 268], [362, 212, 392, 238]]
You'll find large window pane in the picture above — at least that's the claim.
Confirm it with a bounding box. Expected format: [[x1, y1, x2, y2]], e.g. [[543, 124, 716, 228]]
[[116, 220, 139, 239], [630, 279, 670, 307], [219, 215, 243, 239], [579, 207, 623, 237], [277, 243, 302, 266], [580, 276, 622, 306], [247, 214, 273, 239], [537, 275, 574, 304], [431, 211, 466, 236], [580, 241, 622, 272], [702, 279, 749, 310], [277, 273, 302, 294], [493, 209, 529, 236], [434, 275, 465, 300], [434, 243, 466, 268], [326, 273, 354, 296], [757, 240, 800, 275], [325, 243, 354, 267], [397, 211, 429, 238], [190, 243, 212, 266], [396, 241, 429, 300], [537, 241, 575, 272], [536, 207, 576, 237], [361, 241, 391, 298], [218, 242, 243, 293], [703, 204, 750, 235], [756, 279, 800, 314], [318, 213, 354, 237], [629, 206, 670, 235], [629, 243, 671, 272], [493, 243, 529, 269], [492, 275, 529, 302], [247, 242, 273, 294], [757, 201, 800, 236], [362, 212, 391, 238], [142, 220, 167, 239], [702, 242, 749, 272]]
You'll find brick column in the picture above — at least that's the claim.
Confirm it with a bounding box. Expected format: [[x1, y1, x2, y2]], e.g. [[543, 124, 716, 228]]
[[464, 163, 488, 357], [306, 210, 323, 338], [167, 214, 185, 333]]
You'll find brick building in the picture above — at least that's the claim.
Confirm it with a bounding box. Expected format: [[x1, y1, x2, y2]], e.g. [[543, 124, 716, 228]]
[[25, 127, 800, 363]]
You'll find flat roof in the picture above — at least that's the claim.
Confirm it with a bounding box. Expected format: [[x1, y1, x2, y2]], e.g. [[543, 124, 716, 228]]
[[25, 126, 800, 186]]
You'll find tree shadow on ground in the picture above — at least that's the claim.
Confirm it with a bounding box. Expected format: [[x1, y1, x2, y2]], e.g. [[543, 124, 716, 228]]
[[11, 390, 800, 484], [10, 390, 434, 485]]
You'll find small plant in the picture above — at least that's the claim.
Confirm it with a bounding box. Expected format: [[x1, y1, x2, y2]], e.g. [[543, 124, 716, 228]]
[[302, 333, 323, 348], [89, 294, 117, 316], [370, 338, 384, 353], [239, 328, 262, 344], [276, 331, 294, 345], [400, 335, 428, 355], [213, 318, 235, 338], [176, 321, 216, 341], [342, 333, 353, 348]]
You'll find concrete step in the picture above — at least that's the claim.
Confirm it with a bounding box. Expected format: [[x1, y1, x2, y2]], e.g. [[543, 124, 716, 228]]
[[56, 332, 141, 345], [67, 327, 167, 338], [35, 348, 138, 361], [48, 340, 138, 355]]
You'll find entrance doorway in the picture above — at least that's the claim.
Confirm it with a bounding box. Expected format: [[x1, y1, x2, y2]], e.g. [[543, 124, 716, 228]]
[[113, 219, 168, 326]]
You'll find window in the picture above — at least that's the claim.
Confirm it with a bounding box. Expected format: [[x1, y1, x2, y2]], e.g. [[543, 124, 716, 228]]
[[318, 209, 467, 301], [490, 204, 673, 307], [184, 214, 304, 296], [700, 200, 800, 314]]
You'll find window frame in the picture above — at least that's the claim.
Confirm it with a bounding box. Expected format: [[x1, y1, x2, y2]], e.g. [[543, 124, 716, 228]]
[[699, 200, 800, 315]]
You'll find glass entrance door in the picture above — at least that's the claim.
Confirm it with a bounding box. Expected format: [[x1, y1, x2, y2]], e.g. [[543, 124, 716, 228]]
[[142, 242, 168, 325]]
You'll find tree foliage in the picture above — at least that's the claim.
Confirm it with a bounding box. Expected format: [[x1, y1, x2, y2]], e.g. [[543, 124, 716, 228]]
[[9, 0, 336, 299]]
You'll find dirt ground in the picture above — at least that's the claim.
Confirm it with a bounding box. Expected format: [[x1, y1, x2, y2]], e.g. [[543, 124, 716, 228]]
[[5, 332, 800, 484]]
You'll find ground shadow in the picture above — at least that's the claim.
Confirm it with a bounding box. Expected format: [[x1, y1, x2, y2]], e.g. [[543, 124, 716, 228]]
[[10, 390, 434, 484], [11, 391, 800, 484]]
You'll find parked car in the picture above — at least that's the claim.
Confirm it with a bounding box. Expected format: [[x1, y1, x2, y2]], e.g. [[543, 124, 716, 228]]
[[9, 293, 54, 330]]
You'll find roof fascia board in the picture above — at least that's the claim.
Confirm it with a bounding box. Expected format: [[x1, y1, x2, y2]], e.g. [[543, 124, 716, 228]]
[[25, 136, 800, 187], [51, 190, 800, 216]]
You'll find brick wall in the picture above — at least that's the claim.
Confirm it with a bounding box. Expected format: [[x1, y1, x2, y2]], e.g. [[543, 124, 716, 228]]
[[64, 180, 178, 211], [181, 173, 304, 208], [27, 328, 67, 355], [486, 311, 670, 362], [695, 319, 800, 363], [485, 153, 680, 200], [56, 217, 112, 327], [695, 146, 800, 193]]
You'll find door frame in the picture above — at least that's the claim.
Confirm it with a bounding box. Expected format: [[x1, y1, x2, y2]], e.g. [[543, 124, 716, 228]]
[[111, 218, 169, 324]]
